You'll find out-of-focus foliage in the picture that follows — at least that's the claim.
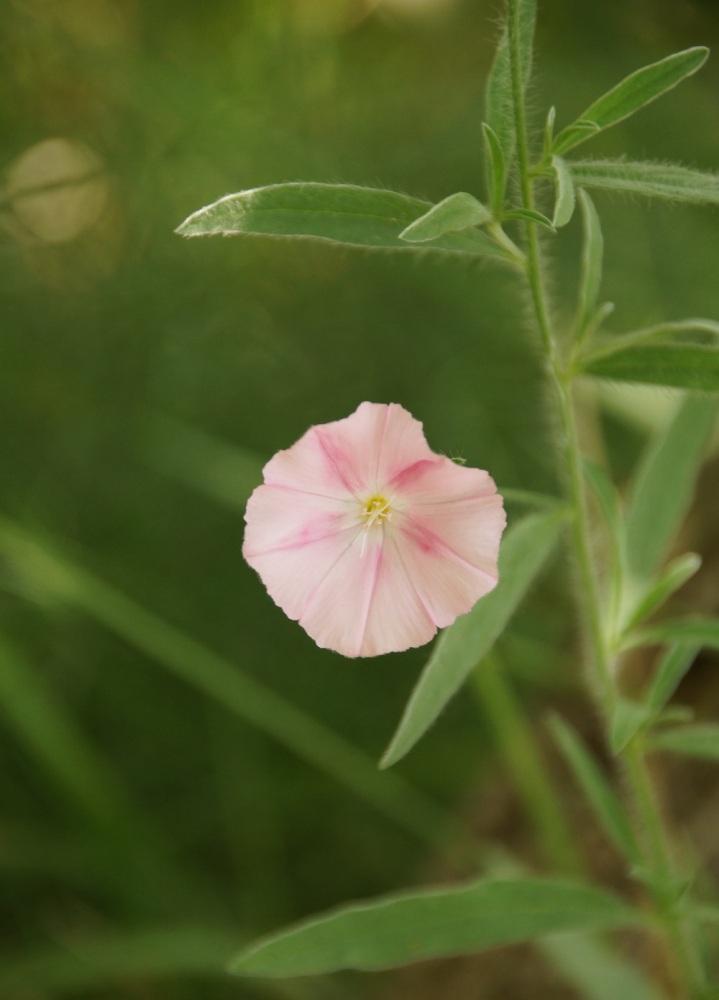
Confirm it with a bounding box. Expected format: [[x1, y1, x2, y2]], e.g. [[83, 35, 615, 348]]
[[2, 1, 719, 997]]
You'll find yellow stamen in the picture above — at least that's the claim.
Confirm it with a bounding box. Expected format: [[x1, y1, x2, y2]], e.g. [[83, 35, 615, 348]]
[[361, 495, 392, 529]]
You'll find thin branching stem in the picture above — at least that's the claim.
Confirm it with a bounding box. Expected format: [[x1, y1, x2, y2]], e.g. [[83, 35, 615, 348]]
[[507, 1, 709, 994]]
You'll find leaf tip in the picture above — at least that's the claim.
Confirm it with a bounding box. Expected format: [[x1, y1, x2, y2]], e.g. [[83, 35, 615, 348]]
[[378, 741, 402, 770]]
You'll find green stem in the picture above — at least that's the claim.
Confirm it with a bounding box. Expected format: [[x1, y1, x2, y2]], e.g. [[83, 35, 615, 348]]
[[506, 1, 708, 993], [624, 738, 707, 997], [507, 0, 613, 710], [472, 654, 583, 876]]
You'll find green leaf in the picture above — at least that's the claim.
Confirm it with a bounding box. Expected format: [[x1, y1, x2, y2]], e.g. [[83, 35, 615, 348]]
[[567, 159, 719, 205], [176, 183, 505, 258], [553, 47, 709, 155], [552, 121, 600, 156], [540, 935, 670, 1000], [610, 698, 653, 755], [634, 616, 719, 651], [550, 716, 640, 864], [542, 106, 557, 158], [575, 190, 603, 341], [621, 552, 702, 635], [229, 877, 642, 978], [503, 207, 555, 230], [649, 724, 719, 760], [381, 508, 566, 768], [623, 396, 716, 581], [484, 0, 537, 168], [584, 343, 719, 392], [551, 155, 576, 228], [581, 318, 719, 366], [482, 122, 507, 214], [646, 642, 700, 714], [582, 457, 624, 554], [610, 643, 699, 753], [582, 457, 625, 625], [399, 192, 491, 242]]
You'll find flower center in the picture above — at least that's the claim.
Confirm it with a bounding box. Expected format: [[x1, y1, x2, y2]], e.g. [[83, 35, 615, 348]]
[[361, 495, 393, 529]]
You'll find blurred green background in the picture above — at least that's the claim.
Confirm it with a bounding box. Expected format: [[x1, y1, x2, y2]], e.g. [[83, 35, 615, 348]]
[[2, 1, 719, 997]]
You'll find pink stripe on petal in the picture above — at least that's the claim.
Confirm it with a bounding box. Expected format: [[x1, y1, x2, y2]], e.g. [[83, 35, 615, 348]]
[[320, 403, 435, 494], [392, 519, 500, 629], [299, 529, 436, 657], [262, 427, 359, 500], [386, 458, 437, 493], [407, 494, 506, 580], [245, 526, 362, 625], [243, 485, 354, 558]]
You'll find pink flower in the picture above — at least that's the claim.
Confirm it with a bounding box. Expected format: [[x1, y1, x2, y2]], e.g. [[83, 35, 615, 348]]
[[243, 402, 506, 658]]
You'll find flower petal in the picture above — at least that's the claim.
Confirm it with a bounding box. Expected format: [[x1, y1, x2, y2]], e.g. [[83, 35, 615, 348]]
[[262, 426, 360, 501], [298, 530, 437, 658], [313, 402, 435, 496], [242, 486, 362, 621], [395, 492, 505, 627]]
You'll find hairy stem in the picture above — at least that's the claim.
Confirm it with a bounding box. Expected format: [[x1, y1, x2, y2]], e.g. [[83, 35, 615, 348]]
[[507, 1, 708, 994]]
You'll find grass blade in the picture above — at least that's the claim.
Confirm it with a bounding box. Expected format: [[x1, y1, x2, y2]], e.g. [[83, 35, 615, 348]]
[[0, 518, 449, 847]]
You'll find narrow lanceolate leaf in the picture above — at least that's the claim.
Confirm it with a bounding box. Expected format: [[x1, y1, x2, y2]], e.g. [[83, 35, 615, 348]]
[[551, 155, 576, 228], [575, 190, 603, 341], [399, 192, 491, 242], [381, 508, 566, 768], [624, 396, 716, 581], [229, 877, 641, 978], [649, 724, 719, 760], [634, 616, 719, 652], [550, 717, 640, 865], [177, 183, 505, 258], [484, 0, 537, 168], [610, 699, 653, 755], [483, 122, 507, 215], [502, 208, 555, 230], [553, 47, 708, 155], [540, 934, 670, 1000], [582, 458, 624, 557], [567, 159, 719, 205], [646, 642, 700, 715], [583, 344, 719, 392], [620, 552, 702, 635], [582, 457, 625, 625], [581, 318, 719, 366]]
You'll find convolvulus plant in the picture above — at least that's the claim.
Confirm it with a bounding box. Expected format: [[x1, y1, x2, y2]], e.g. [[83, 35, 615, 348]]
[[176, 2, 719, 996]]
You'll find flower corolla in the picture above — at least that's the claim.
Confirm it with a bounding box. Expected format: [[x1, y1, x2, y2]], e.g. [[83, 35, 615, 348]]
[[243, 402, 506, 658]]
